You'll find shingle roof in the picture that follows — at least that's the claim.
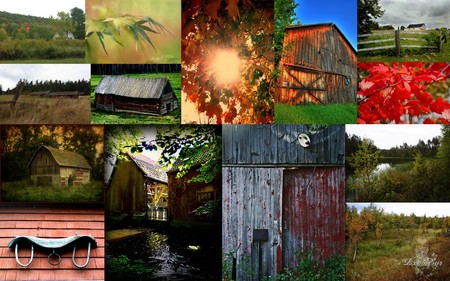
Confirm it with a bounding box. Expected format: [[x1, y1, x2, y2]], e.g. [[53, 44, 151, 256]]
[[130, 153, 168, 183], [407, 23, 425, 28], [29, 146, 92, 170], [94, 76, 171, 99]]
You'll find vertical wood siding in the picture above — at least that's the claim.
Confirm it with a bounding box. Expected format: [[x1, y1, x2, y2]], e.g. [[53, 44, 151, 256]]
[[107, 160, 146, 214], [222, 167, 282, 281], [282, 167, 345, 268], [222, 125, 345, 165], [276, 24, 357, 105], [0, 207, 104, 281]]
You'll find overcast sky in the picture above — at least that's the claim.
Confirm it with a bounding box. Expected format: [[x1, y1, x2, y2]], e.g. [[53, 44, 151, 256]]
[[346, 124, 442, 149], [0, 0, 84, 18], [377, 0, 450, 29], [348, 203, 450, 217], [0, 64, 90, 90]]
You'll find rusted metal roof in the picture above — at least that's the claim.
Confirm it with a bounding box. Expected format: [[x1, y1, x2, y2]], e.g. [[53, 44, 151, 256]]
[[28, 146, 92, 170], [130, 153, 168, 183], [94, 76, 171, 99]]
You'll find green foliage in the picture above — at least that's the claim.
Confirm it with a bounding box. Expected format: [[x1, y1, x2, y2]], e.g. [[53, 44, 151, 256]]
[[274, 0, 299, 65], [106, 255, 156, 279], [2, 181, 103, 202], [0, 27, 9, 40], [50, 11, 77, 38], [192, 198, 221, 218], [275, 103, 357, 124], [0, 39, 84, 60], [86, 15, 170, 55], [274, 247, 345, 281], [358, 0, 384, 34], [156, 126, 221, 184], [70, 7, 85, 39]]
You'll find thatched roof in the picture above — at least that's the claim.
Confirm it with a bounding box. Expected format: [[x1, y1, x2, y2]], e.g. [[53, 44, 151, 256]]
[[130, 154, 168, 183], [94, 76, 172, 99], [29, 146, 91, 170]]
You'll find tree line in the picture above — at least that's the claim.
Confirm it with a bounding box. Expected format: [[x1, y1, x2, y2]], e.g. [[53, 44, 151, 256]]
[[91, 64, 181, 75], [0, 7, 84, 40], [346, 126, 450, 201], [0, 78, 90, 95]]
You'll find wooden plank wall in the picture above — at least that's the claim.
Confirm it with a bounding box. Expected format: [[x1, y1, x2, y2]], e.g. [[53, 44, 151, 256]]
[[222, 125, 345, 166], [0, 207, 104, 281], [107, 160, 146, 214], [277, 25, 357, 105], [282, 167, 345, 268], [222, 167, 282, 281]]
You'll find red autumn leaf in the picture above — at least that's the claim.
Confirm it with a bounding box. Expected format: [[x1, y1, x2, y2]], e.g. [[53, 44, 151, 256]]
[[430, 98, 450, 114]]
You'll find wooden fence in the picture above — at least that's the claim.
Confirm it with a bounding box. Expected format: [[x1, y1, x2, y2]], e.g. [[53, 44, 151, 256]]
[[358, 29, 446, 56]]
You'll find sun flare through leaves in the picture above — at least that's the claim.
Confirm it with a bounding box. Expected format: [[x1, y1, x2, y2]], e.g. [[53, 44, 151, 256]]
[[208, 48, 241, 87]]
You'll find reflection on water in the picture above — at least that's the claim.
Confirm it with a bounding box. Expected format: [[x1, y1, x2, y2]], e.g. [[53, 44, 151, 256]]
[[375, 163, 392, 173], [107, 227, 220, 281]]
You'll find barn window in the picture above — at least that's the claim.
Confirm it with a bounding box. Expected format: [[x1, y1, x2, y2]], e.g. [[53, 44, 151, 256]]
[[167, 103, 172, 111]]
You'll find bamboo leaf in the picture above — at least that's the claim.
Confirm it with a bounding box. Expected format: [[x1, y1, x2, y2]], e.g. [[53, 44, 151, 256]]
[[96, 32, 108, 55], [136, 26, 156, 51]]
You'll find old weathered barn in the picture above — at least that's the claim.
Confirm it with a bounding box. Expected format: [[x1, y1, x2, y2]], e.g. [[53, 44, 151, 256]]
[[94, 76, 178, 115], [276, 23, 357, 105], [29, 91, 81, 98], [0, 206, 104, 281], [166, 147, 221, 221], [222, 125, 345, 280], [106, 154, 168, 215], [28, 146, 91, 187]]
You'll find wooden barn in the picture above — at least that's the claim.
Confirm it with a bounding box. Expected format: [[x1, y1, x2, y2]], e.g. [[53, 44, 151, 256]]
[[29, 91, 81, 98], [166, 147, 221, 221], [276, 23, 357, 105], [0, 206, 104, 281], [94, 76, 178, 115], [28, 146, 91, 187], [222, 125, 345, 280], [106, 154, 168, 215]]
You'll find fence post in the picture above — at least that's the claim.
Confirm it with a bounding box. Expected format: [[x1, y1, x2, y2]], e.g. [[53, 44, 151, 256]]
[[438, 30, 443, 53], [395, 28, 400, 57]]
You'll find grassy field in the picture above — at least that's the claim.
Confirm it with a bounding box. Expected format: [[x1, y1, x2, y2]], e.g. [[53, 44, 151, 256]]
[[358, 30, 450, 62], [275, 103, 357, 124], [0, 95, 90, 124], [0, 58, 85, 64], [1, 180, 103, 203], [347, 229, 450, 281], [90, 73, 181, 124]]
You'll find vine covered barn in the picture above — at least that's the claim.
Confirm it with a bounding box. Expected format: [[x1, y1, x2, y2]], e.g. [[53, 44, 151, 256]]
[[28, 146, 91, 187], [94, 76, 178, 115], [276, 23, 357, 105]]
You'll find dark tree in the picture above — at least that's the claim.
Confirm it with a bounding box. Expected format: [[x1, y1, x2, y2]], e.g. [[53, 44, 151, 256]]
[[358, 0, 384, 34], [70, 7, 85, 39]]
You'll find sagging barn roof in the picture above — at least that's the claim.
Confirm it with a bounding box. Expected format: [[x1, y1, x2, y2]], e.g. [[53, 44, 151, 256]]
[[285, 23, 356, 54], [166, 146, 213, 173], [130, 153, 168, 183], [95, 76, 172, 99], [28, 146, 91, 170]]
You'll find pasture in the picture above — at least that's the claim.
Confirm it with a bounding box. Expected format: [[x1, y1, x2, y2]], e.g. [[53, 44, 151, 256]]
[[347, 229, 450, 281], [358, 29, 449, 62], [0, 95, 90, 124], [90, 73, 181, 124]]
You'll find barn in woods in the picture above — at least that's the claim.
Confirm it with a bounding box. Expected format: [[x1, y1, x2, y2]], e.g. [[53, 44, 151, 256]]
[[222, 125, 345, 280], [28, 146, 91, 187], [0, 206, 105, 281], [166, 147, 221, 221], [106, 154, 168, 215], [276, 23, 357, 105], [94, 76, 178, 115]]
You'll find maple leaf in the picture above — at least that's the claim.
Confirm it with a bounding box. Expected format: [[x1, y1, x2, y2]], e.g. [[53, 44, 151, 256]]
[[430, 98, 450, 114], [204, 0, 222, 21], [226, 0, 240, 20]]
